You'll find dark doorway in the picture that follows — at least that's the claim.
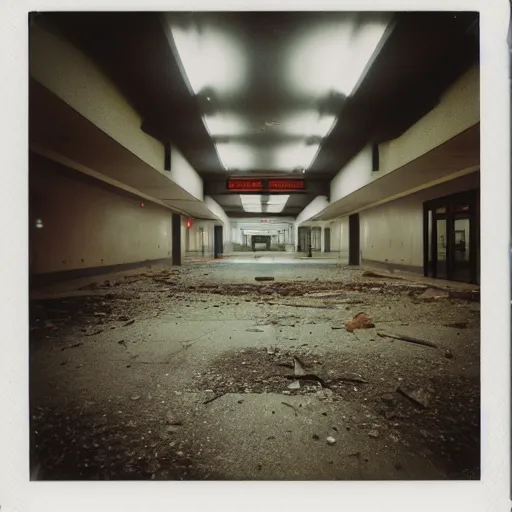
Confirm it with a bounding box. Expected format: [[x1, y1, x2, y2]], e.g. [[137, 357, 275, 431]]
[[324, 228, 331, 252], [298, 227, 308, 252], [252, 235, 271, 251], [214, 225, 223, 258], [349, 214, 360, 265], [423, 189, 479, 284], [172, 213, 182, 266]]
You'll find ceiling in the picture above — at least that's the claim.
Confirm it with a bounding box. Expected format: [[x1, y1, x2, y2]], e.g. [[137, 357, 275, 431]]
[[36, 11, 479, 218]]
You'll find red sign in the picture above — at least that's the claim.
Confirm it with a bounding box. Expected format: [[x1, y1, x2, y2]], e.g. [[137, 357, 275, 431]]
[[227, 179, 263, 192], [268, 179, 305, 191]]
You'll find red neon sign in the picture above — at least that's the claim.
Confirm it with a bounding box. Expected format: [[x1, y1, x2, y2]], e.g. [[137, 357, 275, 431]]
[[268, 179, 305, 191], [227, 179, 263, 191]]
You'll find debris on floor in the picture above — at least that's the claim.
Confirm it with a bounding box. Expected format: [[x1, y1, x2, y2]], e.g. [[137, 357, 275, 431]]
[[377, 331, 438, 349], [29, 262, 480, 481], [397, 385, 433, 409], [344, 313, 375, 332]]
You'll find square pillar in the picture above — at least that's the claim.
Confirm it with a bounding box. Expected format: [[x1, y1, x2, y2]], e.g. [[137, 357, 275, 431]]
[[172, 213, 182, 266]]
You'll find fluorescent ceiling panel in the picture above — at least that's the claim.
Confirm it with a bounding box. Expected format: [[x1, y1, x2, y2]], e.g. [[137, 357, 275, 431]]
[[272, 143, 320, 170], [286, 17, 390, 99], [215, 143, 257, 171], [169, 22, 247, 96], [240, 194, 290, 213], [204, 113, 249, 138], [277, 111, 337, 139]]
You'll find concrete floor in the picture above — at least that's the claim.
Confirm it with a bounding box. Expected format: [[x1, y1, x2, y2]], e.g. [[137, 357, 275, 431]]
[[29, 255, 480, 480]]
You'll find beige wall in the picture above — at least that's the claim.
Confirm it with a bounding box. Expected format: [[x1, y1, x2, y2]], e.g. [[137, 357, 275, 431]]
[[378, 65, 479, 176], [329, 218, 349, 258], [30, 21, 205, 203], [30, 154, 173, 275], [358, 172, 480, 268]]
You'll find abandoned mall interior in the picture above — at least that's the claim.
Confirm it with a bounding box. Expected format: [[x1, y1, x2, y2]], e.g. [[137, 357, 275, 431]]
[[27, 11, 482, 481]]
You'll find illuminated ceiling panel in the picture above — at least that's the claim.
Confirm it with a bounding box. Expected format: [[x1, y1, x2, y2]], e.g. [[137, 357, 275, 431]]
[[285, 15, 391, 100], [240, 194, 290, 213], [168, 13, 391, 174]]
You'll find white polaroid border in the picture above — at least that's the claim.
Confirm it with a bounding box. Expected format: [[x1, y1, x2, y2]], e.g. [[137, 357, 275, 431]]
[[0, 0, 510, 511]]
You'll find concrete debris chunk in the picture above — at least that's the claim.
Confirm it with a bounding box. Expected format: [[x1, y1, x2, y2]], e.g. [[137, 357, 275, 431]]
[[344, 313, 375, 332], [293, 356, 306, 376], [326, 436, 336, 445], [397, 385, 433, 409], [419, 288, 449, 301], [287, 380, 301, 390], [123, 319, 135, 327]]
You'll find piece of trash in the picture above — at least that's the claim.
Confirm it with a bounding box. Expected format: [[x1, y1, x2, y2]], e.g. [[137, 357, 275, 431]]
[[345, 313, 375, 332], [418, 288, 449, 301], [397, 385, 432, 409], [130, 395, 141, 401], [293, 356, 306, 376], [443, 322, 468, 329], [61, 342, 83, 351], [445, 349, 454, 359], [331, 373, 367, 384], [326, 436, 336, 445], [267, 347, 276, 355], [377, 331, 437, 349], [287, 380, 301, 390], [255, 276, 275, 282], [123, 319, 135, 327]]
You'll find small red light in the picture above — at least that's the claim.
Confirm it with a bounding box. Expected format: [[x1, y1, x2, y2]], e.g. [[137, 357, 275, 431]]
[[140, 202, 145, 208]]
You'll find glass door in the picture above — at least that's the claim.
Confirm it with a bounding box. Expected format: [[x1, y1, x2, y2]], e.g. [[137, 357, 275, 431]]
[[424, 190, 478, 284]]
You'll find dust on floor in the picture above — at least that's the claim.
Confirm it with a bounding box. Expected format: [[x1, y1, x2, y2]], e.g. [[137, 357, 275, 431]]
[[29, 262, 480, 480]]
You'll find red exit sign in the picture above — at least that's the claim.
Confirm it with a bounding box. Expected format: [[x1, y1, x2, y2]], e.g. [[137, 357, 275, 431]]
[[227, 179, 263, 191], [268, 179, 305, 191]]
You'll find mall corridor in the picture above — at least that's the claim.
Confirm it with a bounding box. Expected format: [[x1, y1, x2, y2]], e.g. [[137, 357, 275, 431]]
[[27, 11, 482, 481]]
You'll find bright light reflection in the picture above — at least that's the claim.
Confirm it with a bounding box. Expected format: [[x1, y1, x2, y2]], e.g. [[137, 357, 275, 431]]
[[215, 143, 256, 170], [204, 113, 249, 138], [168, 20, 246, 96], [286, 17, 389, 98], [272, 143, 320, 170], [240, 194, 290, 213], [278, 112, 337, 138]]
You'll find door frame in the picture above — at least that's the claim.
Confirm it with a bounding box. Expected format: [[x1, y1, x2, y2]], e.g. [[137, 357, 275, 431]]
[[423, 189, 478, 283]]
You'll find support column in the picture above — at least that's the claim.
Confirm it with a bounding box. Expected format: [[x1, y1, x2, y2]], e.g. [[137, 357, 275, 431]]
[[320, 225, 325, 252], [172, 213, 182, 266]]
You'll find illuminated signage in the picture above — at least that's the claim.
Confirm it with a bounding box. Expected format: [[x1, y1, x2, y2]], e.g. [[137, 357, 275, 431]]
[[227, 179, 263, 192], [268, 179, 305, 191], [227, 178, 305, 193]]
